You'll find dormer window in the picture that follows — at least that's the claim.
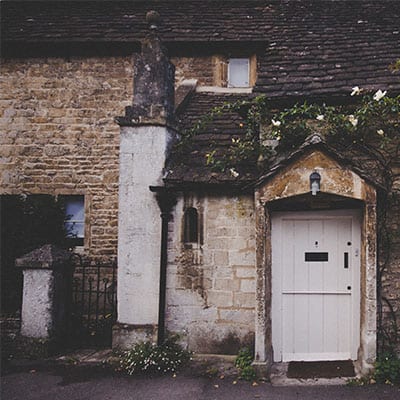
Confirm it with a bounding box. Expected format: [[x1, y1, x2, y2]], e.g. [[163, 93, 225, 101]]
[[228, 58, 250, 88]]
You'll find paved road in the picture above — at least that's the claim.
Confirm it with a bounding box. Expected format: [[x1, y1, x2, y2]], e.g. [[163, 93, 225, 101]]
[[2, 364, 400, 400]]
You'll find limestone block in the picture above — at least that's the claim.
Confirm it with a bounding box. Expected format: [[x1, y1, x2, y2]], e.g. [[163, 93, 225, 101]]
[[234, 292, 255, 308], [240, 279, 256, 293], [235, 266, 256, 278], [208, 291, 233, 307], [229, 250, 255, 266], [213, 265, 234, 279], [213, 251, 229, 266], [218, 309, 255, 325], [214, 278, 240, 292]]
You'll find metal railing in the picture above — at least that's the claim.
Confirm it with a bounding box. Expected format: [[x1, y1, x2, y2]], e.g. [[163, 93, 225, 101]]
[[70, 257, 117, 348]]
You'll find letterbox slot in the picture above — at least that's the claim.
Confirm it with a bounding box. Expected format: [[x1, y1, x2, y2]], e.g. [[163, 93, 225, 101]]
[[305, 252, 329, 262]]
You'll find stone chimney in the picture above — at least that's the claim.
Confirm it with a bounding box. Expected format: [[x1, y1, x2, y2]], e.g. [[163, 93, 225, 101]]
[[116, 11, 175, 125], [113, 11, 176, 347]]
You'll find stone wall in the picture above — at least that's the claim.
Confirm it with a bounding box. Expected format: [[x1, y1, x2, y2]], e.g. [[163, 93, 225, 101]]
[[379, 185, 400, 354], [0, 54, 223, 264], [166, 193, 256, 354], [0, 56, 133, 262], [172, 56, 215, 87]]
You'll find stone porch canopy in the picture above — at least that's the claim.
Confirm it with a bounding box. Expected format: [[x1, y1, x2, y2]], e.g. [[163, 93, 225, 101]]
[[249, 134, 379, 375]]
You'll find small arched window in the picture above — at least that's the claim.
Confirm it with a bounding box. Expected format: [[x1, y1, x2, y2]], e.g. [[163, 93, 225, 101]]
[[184, 207, 198, 243]]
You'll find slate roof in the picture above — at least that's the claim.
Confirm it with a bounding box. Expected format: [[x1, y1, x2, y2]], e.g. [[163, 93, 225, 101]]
[[3, 1, 400, 97], [167, 92, 258, 186]]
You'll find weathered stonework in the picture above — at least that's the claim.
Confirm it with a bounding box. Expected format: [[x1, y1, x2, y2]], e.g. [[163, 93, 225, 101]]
[[256, 148, 378, 375], [172, 56, 215, 87], [166, 193, 256, 354], [0, 56, 133, 263], [113, 25, 178, 346], [15, 244, 72, 340]]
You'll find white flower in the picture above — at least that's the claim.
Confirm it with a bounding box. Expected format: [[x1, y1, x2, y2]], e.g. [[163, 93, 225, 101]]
[[377, 129, 384, 136], [351, 86, 361, 96], [373, 89, 387, 101], [271, 119, 281, 127], [348, 115, 358, 127], [316, 115, 324, 121], [229, 168, 239, 178]]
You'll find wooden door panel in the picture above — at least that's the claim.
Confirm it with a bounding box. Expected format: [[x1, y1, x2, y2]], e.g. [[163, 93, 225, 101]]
[[272, 210, 360, 362]]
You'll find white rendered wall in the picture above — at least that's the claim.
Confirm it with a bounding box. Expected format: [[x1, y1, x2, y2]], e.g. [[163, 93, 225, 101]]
[[117, 125, 173, 326]]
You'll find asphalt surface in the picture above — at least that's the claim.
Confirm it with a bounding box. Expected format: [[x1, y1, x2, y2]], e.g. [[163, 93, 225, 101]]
[[2, 363, 400, 400]]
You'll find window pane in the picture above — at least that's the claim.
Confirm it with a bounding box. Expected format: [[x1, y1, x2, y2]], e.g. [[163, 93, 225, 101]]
[[228, 58, 249, 87], [64, 196, 84, 239], [184, 207, 198, 243], [65, 221, 84, 238], [65, 200, 84, 221]]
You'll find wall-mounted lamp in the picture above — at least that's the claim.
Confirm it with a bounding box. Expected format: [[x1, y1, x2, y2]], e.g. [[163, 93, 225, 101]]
[[310, 171, 321, 196]]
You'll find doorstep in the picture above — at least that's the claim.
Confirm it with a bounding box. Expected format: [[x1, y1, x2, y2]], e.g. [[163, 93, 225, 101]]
[[270, 362, 349, 386]]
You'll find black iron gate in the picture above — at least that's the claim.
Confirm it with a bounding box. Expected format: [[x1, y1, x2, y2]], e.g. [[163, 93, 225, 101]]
[[70, 257, 117, 348]]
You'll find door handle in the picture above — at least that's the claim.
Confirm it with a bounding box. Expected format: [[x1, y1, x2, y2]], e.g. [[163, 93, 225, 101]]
[[344, 252, 349, 269]]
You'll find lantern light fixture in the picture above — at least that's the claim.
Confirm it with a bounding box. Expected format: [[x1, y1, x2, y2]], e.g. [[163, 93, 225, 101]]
[[310, 171, 321, 196]]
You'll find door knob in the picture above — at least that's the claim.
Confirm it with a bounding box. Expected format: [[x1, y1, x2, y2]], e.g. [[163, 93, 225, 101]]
[[347, 286, 351, 290]]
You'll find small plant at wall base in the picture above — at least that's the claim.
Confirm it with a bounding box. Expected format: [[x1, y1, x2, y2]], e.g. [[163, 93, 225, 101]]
[[235, 347, 257, 381], [119, 335, 192, 375], [374, 353, 400, 385], [348, 353, 400, 386]]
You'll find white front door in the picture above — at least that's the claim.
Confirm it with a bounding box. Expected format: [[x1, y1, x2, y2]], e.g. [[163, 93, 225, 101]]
[[271, 210, 361, 362]]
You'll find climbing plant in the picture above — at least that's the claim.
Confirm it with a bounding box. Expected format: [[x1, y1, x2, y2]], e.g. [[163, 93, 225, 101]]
[[177, 87, 400, 355], [177, 88, 399, 177]]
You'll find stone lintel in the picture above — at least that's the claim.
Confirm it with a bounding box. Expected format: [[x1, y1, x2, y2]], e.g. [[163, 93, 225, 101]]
[[15, 244, 71, 270]]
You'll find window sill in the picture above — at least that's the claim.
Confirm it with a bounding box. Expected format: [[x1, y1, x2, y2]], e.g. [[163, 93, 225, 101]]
[[196, 86, 253, 94], [184, 242, 201, 250]]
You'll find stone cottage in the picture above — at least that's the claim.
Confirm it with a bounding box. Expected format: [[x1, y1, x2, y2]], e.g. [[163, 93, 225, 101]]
[[1, 1, 399, 376]]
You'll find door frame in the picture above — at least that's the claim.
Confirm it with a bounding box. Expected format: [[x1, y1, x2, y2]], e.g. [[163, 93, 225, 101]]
[[252, 148, 378, 377], [271, 209, 361, 362]]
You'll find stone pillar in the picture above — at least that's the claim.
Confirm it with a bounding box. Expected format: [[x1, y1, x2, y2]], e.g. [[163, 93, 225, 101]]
[[113, 11, 176, 347], [253, 191, 271, 376], [15, 244, 72, 340], [358, 187, 377, 375]]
